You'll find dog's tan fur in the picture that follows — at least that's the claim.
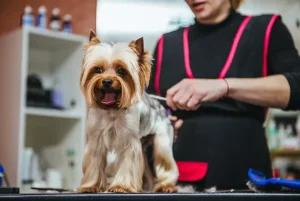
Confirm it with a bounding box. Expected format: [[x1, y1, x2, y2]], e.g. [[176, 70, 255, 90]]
[[77, 30, 178, 193]]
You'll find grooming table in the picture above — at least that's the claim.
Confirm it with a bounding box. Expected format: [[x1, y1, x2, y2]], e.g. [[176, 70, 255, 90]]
[[1, 192, 300, 201]]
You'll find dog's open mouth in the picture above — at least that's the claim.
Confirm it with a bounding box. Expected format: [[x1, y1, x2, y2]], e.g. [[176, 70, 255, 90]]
[[100, 90, 120, 105]]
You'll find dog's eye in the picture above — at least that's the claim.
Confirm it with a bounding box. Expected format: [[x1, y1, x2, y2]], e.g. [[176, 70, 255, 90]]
[[94, 67, 103, 74], [117, 67, 126, 76]]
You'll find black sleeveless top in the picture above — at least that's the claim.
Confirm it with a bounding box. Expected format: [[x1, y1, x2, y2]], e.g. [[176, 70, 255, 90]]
[[147, 10, 300, 189]]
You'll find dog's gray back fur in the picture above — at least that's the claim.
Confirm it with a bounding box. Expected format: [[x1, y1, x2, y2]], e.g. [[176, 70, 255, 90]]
[[138, 92, 173, 139]]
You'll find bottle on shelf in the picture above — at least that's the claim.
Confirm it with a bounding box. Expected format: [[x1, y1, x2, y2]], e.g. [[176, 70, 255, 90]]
[[50, 8, 61, 31], [267, 118, 278, 150], [63, 14, 72, 33], [296, 115, 300, 146], [37, 6, 47, 29], [277, 123, 286, 149], [21, 5, 35, 28]]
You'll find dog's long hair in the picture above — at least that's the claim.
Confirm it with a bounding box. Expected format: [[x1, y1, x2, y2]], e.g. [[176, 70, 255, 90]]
[[77, 30, 178, 193], [80, 30, 152, 110]]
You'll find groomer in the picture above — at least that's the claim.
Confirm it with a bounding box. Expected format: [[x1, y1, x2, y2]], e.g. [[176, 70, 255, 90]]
[[147, 0, 300, 191]]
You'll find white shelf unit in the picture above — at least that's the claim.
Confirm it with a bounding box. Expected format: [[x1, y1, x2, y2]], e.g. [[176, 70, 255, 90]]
[[0, 27, 88, 190], [268, 108, 300, 118]]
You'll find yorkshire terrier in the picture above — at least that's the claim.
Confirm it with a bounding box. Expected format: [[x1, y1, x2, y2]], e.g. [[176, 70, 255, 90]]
[[77, 30, 179, 193]]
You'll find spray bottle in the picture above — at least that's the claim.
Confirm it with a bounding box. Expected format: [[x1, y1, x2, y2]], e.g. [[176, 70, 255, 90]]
[[37, 6, 47, 29]]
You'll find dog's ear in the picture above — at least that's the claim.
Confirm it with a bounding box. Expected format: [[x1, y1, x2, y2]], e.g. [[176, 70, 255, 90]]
[[135, 37, 144, 57], [89, 29, 101, 44], [83, 29, 101, 51], [129, 37, 144, 57]]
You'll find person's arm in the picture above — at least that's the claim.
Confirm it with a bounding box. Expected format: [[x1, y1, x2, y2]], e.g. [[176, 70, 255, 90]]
[[166, 16, 300, 111], [226, 16, 300, 110], [225, 75, 290, 109]]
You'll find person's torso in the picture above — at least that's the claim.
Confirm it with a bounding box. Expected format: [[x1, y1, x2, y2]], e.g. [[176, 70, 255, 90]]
[[152, 11, 276, 185], [157, 11, 276, 123]]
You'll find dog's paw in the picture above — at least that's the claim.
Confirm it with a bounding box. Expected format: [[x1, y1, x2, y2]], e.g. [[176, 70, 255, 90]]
[[77, 186, 99, 193], [77, 186, 104, 193], [154, 184, 178, 193], [107, 185, 136, 193]]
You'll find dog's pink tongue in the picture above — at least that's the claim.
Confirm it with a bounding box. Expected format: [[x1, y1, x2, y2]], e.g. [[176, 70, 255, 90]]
[[101, 92, 116, 105]]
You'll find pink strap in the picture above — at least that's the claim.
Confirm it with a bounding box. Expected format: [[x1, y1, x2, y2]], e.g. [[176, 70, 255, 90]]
[[183, 27, 194, 78], [154, 36, 164, 95], [183, 16, 252, 79], [263, 15, 279, 77], [219, 16, 252, 78], [263, 14, 279, 117]]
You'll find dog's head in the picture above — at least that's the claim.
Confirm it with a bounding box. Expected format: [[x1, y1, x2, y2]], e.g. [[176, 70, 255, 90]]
[[80, 30, 152, 110]]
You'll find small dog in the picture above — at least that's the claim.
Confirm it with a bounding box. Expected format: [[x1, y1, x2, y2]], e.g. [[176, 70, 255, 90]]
[[77, 30, 179, 193]]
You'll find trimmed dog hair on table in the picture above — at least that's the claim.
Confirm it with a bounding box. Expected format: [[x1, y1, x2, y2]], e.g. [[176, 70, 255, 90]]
[[77, 30, 179, 193]]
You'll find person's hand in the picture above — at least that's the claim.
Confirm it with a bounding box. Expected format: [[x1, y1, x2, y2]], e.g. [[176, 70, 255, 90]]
[[168, 115, 183, 141], [166, 78, 228, 111]]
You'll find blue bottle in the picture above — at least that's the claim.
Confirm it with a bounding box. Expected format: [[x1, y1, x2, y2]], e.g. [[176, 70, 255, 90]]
[[0, 165, 4, 187], [63, 14, 72, 33], [37, 6, 47, 29], [22, 6, 34, 27]]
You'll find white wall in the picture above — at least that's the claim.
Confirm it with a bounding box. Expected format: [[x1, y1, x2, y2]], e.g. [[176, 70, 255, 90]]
[[96, 0, 300, 53], [96, 0, 193, 52]]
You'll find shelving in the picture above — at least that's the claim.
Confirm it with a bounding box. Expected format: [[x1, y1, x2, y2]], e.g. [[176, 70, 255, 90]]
[[269, 109, 299, 118], [0, 26, 88, 191], [25, 107, 83, 119]]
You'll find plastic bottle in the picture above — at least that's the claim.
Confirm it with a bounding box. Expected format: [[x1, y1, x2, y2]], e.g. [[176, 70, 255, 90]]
[[37, 6, 47, 29], [63, 14, 72, 33], [267, 118, 278, 150], [50, 8, 61, 31], [277, 123, 286, 149], [296, 115, 300, 146], [22, 6, 34, 27], [286, 124, 293, 138]]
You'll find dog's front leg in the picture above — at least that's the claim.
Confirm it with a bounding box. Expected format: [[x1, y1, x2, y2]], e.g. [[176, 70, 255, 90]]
[[77, 145, 107, 193], [107, 139, 145, 193], [153, 130, 179, 193]]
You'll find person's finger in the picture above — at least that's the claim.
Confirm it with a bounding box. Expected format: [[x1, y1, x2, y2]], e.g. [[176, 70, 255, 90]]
[[166, 92, 177, 111], [187, 95, 201, 110], [191, 102, 201, 110], [172, 89, 187, 110], [166, 81, 185, 110], [178, 87, 193, 110], [175, 119, 183, 130], [166, 81, 182, 97], [168, 115, 178, 121]]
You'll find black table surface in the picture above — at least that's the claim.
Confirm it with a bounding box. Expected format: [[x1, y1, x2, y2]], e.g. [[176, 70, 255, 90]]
[[1, 192, 300, 201]]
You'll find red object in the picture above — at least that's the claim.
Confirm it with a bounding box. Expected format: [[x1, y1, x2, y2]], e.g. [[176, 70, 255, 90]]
[[154, 36, 164, 96], [176, 161, 208, 181], [272, 167, 281, 178]]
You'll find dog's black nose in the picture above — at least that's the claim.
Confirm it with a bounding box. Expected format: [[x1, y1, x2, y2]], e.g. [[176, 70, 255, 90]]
[[102, 79, 113, 88]]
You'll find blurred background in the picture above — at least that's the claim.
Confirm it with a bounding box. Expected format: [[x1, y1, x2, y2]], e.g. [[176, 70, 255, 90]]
[[0, 0, 299, 193]]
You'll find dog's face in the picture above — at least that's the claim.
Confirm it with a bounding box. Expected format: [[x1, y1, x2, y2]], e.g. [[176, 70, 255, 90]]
[[80, 30, 152, 110]]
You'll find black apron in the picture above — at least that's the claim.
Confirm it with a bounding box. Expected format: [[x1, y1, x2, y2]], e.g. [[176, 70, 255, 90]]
[[153, 14, 279, 190]]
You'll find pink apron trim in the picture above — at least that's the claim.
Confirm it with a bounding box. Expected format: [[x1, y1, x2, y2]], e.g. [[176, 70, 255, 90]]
[[183, 16, 253, 79], [263, 15, 279, 77], [183, 27, 194, 79], [263, 15, 279, 116], [176, 161, 208, 181], [154, 36, 164, 95]]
